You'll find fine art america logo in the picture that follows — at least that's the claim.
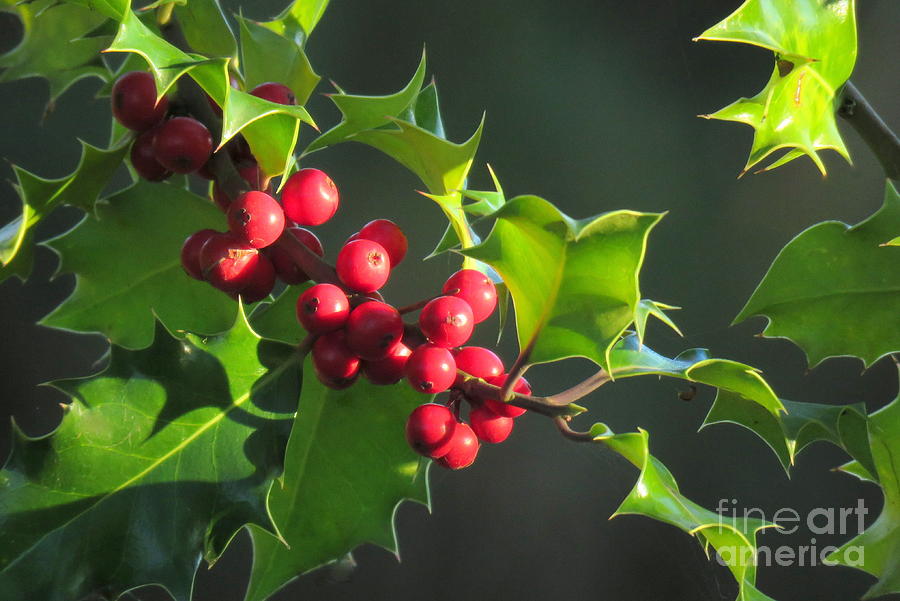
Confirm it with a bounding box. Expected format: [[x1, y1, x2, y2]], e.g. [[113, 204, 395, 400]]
[[714, 499, 868, 567]]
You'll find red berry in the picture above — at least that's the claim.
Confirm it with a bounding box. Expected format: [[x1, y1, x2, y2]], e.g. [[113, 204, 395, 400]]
[[112, 71, 168, 131], [418, 296, 474, 348], [227, 191, 285, 249], [406, 344, 456, 394], [130, 129, 170, 181], [469, 406, 514, 444], [483, 374, 531, 418], [296, 283, 350, 334], [358, 219, 408, 267], [362, 343, 412, 385], [152, 117, 213, 174], [453, 346, 504, 387], [336, 239, 391, 293], [345, 301, 403, 360], [250, 82, 296, 105], [312, 330, 360, 388], [281, 168, 339, 226], [435, 422, 479, 470], [236, 254, 275, 303], [405, 404, 457, 458], [199, 233, 261, 293], [180, 229, 217, 280], [442, 269, 498, 324], [267, 227, 324, 284]]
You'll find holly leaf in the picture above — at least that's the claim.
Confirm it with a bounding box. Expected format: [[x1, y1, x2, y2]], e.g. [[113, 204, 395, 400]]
[[259, 0, 330, 45], [238, 15, 319, 106], [734, 181, 900, 368], [175, 0, 237, 58], [460, 164, 506, 217], [633, 299, 682, 346], [0, 313, 300, 601], [593, 426, 778, 601], [0, 138, 130, 283], [696, 0, 857, 175], [249, 286, 307, 345], [460, 196, 662, 371], [41, 182, 238, 350], [244, 360, 430, 601], [60, 0, 128, 21]]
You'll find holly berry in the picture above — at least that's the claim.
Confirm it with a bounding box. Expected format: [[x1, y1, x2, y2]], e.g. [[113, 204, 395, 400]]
[[180, 229, 218, 281], [111, 71, 168, 131], [405, 404, 457, 458], [442, 269, 497, 324], [406, 344, 456, 394], [453, 346, 504, 387], [281, 168, 339, 226], [227, 191, 285, 249], [152, 116, 213, 174], [130, 129, 170, 181], [435, 422, 479, 470], [296, 283, 350, 334], [345, 301, 404, 361], [336, 239, 391, 293], [483, 373, 531, 418], [213, 163, 266, 210], [236, 254, 275, 304], [469, 406, 514, 444], [250, 82, 296, 105], [312, 330, 360, 388], [358, 219, 408, 267], [267, 227, 324, 284], [199, 233, 261, 293], [418, 295, 474, 348], [362, 343, 412, 385]]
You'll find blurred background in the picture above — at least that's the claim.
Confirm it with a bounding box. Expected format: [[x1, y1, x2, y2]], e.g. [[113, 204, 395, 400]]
[[1, 1, 898, 600]]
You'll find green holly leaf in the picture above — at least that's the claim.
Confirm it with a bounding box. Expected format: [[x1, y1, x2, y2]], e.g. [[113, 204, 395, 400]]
[[244, 359, 429, 601], [0, 139, 130, 283], [0, 0, 110, 107], [238, 15, 319, 106], [633, 299, 682, 347], [460, 196, 662, 371], [249, 286, 307, 345], [826, 365, 900, 598], [60, 0, 128, 21], [734, 181, 900, 368], [41, 182, 238, 350], [175, 0, 237, 58], [259, 0, 330, 45], [593, 426, 778, 601], [460, 164, 506, 217], [0, 313, 300, 601], [696, 0, 857, 175]]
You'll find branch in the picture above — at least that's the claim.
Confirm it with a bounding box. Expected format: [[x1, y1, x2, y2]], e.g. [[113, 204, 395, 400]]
[[839, 81, 900, 180], [456, 373, 598, 418]]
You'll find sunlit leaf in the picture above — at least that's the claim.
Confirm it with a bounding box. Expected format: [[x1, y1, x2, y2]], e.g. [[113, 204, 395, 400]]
[[175, 0, 237, 58], [238, 15, 319, 105], [633, 299, 682, 346]]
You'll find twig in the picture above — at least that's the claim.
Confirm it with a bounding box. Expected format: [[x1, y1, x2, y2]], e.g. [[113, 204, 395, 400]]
[[554, 417, 594, 442], [838, 81, 900, 180], [545, 369, 611, 406]]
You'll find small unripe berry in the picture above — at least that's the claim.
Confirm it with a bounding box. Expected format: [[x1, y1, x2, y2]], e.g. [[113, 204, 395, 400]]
[[336, 239, 391, 293], [469, 406, 514, 443], [442, 269, 498, 323], [453, 346, 504, 387], [358, 219, 408, 267], [296, 283, 350, 334], [281, 168, 339, 226], [267, 227, 324, 284], [435, 422, 479, 470], [227, 191, 285, 249], [250, 82, 296, 105], [153, 117, 213, 174], [483, 373, 531, 418], [112, 71, 168, 131], [130, 129, 170, 181], [406, 344, 456, 394], [236, 254, 275, 304], [199, 233, 261, 293], [345, 301, 404, 361], [362, 343, 412, 385], [180, 229, 218, 280], [419, 296, 474, 348], [312, 330, 360, 388], [405, 403, 457, 458]]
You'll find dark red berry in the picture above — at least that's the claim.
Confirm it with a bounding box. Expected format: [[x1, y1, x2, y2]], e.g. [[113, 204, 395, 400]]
[[442, 269, 498, 324], [312, 330, 360, 388], [435, 422, 479, 470], [281, 168, 339, 226], [336, 239, 391, 293], [296, 283, 350, 334], [419, 296, 474, 348], [227, 191, 285, 249], [250, 82, 296, 105], [267, 227, 324, 284], [358, 219, 408, 267], [453, 346, 504, 387], [180, 229, 218, 280], [406, 344, 456, 394], [112, 71, 168, 131], [130, 129, 170, 181], [345, 301, 403, 361], [153, 117, 213, 174], [236, 254, 275, 303], [469, 406, 514, 443], [405, 404, 457, 458], [483, 373, 531, 418], [199, 233, 261, 293], [362, 343, 411, 385]]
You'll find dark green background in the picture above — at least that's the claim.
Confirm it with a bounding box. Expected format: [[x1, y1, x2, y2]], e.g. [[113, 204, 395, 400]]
[[1, 1, 898, 600]]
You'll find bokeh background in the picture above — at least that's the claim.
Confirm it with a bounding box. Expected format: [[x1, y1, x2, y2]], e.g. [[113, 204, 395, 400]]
[[1, 1, 898, 600]]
